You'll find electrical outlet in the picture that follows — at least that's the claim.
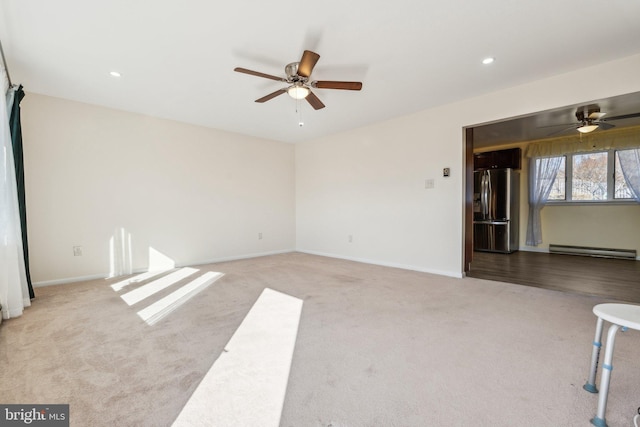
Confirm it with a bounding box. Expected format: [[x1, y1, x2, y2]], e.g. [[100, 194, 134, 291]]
[[425, 179, 435, 189], [258, 232, 263, 240], [348, 235, 353, 243], [73, 246, 83, 256]]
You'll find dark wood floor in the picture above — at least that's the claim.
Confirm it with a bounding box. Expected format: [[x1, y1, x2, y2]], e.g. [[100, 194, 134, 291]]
[[467, 250, 640, 303]]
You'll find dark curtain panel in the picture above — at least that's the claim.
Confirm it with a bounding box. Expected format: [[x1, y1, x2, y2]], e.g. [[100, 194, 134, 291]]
[[9, 85, 34, 299]]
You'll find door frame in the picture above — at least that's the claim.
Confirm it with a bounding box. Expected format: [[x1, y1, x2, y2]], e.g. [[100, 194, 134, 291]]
[[463, 127, 474, 273]]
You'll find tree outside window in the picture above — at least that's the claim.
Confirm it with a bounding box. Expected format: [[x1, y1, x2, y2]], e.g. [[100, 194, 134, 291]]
[[572, 152, 607, 200], [548, 157, 565, 200], [615, 151, 633, 199]]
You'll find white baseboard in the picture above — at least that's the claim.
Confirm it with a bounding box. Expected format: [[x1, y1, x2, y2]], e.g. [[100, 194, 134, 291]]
[[32, 249, 296, 288], [33, 273, 108, 287], [187, 249, 295, 268], [33, 246, 636, 289], [296, 249, 464, 279]]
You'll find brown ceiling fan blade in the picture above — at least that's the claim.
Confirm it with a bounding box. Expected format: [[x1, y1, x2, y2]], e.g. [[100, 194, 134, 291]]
[[588, 112, 606, 120], [255, 89, 286, 103], [297, 50, 320, 78], [314, 81, 363, 91], [598, 122, 615, 130], [604, 112, 640, 121], [538, 122, 576, 129], [547, 125, 577, 137], [234, 67, 285, 82], [305, 91, 325, 110]]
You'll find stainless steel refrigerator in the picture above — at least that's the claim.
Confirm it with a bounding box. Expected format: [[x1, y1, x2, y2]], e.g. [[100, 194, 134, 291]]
[[473, 168, 519, 253]]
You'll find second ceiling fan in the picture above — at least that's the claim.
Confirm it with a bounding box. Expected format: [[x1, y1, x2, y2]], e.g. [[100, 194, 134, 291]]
[[546, 104, 640, 136], [234, 50, 362, 110]]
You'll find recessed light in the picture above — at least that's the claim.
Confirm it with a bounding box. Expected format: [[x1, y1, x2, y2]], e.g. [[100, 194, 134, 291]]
[[482, 57, 495, 65], [110, 71, 121, 77]]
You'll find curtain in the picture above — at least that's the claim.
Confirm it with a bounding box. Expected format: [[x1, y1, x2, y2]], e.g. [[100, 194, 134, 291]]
[[525, 125, 640, 158], [526, 156, 563, 246], [9, 85, 34, 298], [1, 80, 31, 319], [617, 148, 640, 202]]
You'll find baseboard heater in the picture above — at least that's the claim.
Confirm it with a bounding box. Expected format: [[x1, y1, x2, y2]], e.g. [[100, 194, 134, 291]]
[[549, 244, 637, 260]]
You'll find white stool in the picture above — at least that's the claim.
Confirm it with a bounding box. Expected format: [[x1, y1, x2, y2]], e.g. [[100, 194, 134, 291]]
[[584, 303, 640, 427]]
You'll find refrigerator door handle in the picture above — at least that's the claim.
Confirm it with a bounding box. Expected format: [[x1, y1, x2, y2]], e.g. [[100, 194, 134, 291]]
[[486, 171, 493, 219], [474, 220, 509, 225], [480, 175, 483, 216], [481, 173, 488, 217]]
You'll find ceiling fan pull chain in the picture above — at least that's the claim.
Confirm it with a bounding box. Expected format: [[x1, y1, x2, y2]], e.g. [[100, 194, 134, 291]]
[[298, 98, 304, 127]]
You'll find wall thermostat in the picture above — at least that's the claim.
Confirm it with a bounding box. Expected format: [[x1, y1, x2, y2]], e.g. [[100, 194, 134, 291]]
[[443, 167, 450, 177]]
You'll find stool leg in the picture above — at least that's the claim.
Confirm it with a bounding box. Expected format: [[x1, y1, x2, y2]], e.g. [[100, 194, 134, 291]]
[[591, 324, 620, 427], [584, 317, 604, 393]]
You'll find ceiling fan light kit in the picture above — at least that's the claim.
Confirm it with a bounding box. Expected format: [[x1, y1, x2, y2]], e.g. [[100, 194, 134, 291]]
[[234, 50, 363, 111], [287, 84, 310, 100], [577, 124, 598, 133]]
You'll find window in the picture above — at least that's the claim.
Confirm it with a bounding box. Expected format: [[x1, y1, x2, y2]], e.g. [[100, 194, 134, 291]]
[[545, 149, 636, 202], [614, 151, 633, 198], [572, 152, 608, 200], [548, 157, 565, 200]]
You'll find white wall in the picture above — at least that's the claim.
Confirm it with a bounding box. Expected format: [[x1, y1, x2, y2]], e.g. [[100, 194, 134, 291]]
[[296, 121, 462, 276], [296, 54, 640, 277], [23, 94, 295, 284]]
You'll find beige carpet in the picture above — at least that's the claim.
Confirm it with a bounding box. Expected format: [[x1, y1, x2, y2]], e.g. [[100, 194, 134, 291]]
[[1, 253, 639, 426]]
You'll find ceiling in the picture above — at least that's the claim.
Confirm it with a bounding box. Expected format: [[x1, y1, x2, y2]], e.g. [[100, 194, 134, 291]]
[[2, 1, 640, 144], [473, 90, 640, 148]]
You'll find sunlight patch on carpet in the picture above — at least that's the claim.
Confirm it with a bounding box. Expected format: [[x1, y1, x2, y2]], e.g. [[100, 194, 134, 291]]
[[137, 271, 224, 325], [172, 288, 303, 427], [110, 269, 171, 292], [120, 267, 199, 306]]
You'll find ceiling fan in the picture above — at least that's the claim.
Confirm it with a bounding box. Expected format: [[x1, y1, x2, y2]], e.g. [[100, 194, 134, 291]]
[[234, 50, 362, 110], [546, 104, 640, 136]]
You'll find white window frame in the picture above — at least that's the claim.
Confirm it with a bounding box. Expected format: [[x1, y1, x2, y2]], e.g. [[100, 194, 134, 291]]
[[546, 149, 635, 205]]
